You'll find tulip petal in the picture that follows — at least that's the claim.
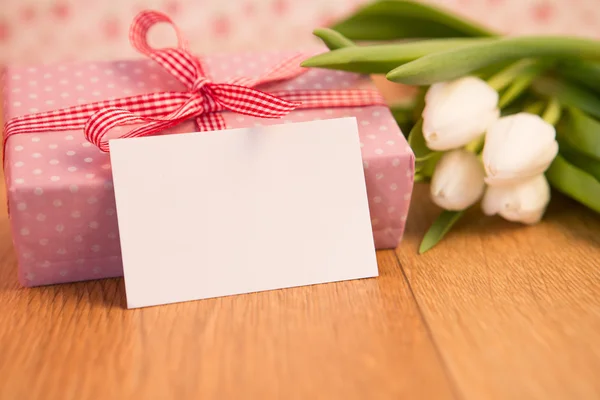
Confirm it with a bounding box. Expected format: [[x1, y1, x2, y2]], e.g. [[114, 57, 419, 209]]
[[422, 76, 499, 151], [483, 113, 558, 185], [430, 149, 485, 211], [424, 107, 497, 151], [502, 208, 546, 225], [482, 175, 550, 224]]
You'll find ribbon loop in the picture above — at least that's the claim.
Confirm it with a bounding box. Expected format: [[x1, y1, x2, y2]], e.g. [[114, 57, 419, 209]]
[[82, 10, 305, 148], [211, 84, 298, 118], [129, 10, 188, 55], [84, 93, 207, 151], [84, 108, 149, 151], [3, 9, 386, 157]]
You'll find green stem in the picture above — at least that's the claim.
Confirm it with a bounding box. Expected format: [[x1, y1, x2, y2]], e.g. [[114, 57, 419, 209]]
[[464, 134, 485, 154], [524, 101, 546, 115], [497, 61, 550, 109], [486, 59, 539, 91], [542, 97, 562, 125]]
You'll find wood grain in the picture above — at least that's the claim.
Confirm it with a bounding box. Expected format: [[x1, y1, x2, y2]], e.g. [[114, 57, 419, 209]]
[[398, 184, 600, 400], [0, 241, 456, 400], [2, 82, 600, 400]]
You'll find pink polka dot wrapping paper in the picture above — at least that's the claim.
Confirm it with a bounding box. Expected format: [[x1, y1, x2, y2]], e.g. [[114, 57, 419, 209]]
[[2, 50, 415, 287]]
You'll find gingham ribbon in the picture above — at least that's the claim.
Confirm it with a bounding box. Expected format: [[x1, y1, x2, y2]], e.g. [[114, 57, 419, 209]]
[[3, 10, 385, 153]]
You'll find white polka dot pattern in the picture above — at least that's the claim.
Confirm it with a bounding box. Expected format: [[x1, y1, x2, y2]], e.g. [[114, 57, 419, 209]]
[[0, 0, 598, 67], [3, 50, 414, 287]]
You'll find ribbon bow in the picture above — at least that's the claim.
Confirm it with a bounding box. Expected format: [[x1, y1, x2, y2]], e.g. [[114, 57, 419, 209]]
[[4, 11, 385, 153]]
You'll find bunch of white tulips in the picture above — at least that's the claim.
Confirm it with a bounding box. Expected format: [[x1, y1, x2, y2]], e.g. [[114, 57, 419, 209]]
[[425, 76, 559, 225], [303, 0, 600, 253]]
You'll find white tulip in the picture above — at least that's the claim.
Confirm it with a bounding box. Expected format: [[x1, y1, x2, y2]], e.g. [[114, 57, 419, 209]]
[[422, 76, 500, 151], [430, 149, 486, 211], [483, 112, 559, 186], [481, 174, 550, 224]]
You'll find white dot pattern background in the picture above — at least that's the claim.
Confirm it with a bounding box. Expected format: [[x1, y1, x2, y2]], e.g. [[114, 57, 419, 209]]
[[3, 50, 414, 287], [0, 0, 598, 66]]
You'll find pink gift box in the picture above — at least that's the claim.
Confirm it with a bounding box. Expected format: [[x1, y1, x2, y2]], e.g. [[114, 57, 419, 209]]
[[2, 50, 415, 287]]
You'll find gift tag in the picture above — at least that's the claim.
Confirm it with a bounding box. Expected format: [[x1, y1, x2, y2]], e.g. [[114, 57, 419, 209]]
[[110, 117, 378, 308]]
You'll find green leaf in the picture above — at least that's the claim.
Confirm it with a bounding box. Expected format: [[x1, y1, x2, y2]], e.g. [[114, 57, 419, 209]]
[[419, 210, 465, 254], [557, 60, 600, 93], [388, 96, 417, 115], [532, 77, 600, 120], [472, 60, 517, 81], [312, 28, 356, 50], [390, 109, 413, 133], [416, 151, 442, 177], [330, 0, 496, 41], [414, 173, 429, 183], [301, 38, 491, 74], [546, 154, 600, 214], [408, 118, 438, 161], [561, 107, 600, 160], [410, 86, 427, 122], [386, 36, 600, 85], [523, 100, 546, 116], [389, 100, 417, 135], [558, 143, 600, 182]]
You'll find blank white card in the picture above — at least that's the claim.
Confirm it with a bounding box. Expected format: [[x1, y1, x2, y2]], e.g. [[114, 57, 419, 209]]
[[110, 117, 378, 308]]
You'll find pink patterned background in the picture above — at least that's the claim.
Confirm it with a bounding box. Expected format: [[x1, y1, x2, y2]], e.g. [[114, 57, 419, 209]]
[[0, 0, 599, 66]]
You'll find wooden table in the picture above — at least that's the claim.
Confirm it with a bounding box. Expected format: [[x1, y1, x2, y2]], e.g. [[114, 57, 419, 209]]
[[1, 87, 600, 400]]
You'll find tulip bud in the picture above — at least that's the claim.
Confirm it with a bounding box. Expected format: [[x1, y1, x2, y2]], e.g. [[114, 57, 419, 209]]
[[422, 76, 500, 151], [430, 149, 486, 211], [481, 174, 550, 224], [482, 112, 559, 186]]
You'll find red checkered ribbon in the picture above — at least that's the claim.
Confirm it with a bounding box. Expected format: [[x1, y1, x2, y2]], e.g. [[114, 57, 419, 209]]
[[3, 10, 385, 153]]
